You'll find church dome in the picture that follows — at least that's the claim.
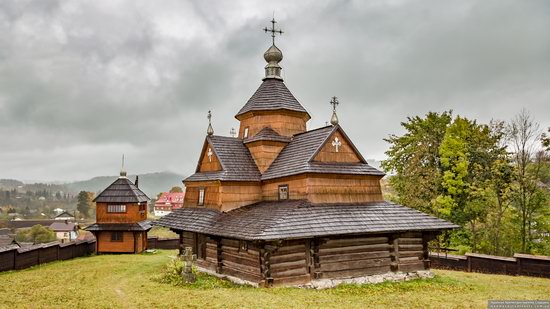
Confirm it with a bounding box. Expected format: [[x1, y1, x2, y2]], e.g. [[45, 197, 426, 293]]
[[264, 44, 283, 63]]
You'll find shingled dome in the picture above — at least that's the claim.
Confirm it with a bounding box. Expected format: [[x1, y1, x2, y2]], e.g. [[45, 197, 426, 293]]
[[93, 177, 150, 204], [235, 79, 310, 119]]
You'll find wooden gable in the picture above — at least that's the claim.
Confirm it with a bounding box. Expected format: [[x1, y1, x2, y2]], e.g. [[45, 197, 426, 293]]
[[312, 128, 364, 163], [197, 140, 222, 172]]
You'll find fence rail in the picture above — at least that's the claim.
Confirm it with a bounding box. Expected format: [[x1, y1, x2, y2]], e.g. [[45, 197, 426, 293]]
[[0, 240, 96, 272], [430, 252, 550, 278], [146, 237, 179, 250]]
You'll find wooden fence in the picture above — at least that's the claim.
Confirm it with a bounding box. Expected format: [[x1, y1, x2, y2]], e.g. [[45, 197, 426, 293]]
[[146, 237, 179, 250], [0, 240, 96, 272], [430, 252, 550, 278]]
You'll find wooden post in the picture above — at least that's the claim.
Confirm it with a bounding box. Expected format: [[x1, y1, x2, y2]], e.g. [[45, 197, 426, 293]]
[[467, 255, 472, 272], [312, 238, 321, 279], [260, 242, 280, 287], [422, 233, 431, 269], [178, 232, 184, 256], [389, 234, 400, 272], [216, 237, 223, 274]]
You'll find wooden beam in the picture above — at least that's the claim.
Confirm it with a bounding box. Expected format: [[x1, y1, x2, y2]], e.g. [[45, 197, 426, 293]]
[[216, 237, 223, 274], [389, 234, 400, 272]]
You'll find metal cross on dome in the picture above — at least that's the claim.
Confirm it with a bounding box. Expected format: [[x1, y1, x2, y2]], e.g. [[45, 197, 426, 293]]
[[330, 96, 339, 112], [264, 17, 283, 45], [332, 137, 342, 152], [207, 148, 213, 162]]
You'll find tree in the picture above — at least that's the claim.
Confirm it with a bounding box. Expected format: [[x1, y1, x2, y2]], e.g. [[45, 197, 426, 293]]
[[382, 111, 453, 215], [541, 127, 550, 151], [169, 186, 183, 193], [507, 110, 542, 253], [77, 191, 92, 218], [15, 225, 57, 244]]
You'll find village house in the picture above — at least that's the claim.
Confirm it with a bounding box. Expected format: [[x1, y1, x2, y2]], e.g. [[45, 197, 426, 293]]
[[49, 221, 79, 243], [154, 192, 185, 217], [54, 211, 75, 221], [85, 165, 152, 254], [157, 20, 458, 286]]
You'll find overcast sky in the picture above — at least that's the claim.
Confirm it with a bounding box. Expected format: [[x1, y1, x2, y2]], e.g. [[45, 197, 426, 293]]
[[1, 0, 549, 182]]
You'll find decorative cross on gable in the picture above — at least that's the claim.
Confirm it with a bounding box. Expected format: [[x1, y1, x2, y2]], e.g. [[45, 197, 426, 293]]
[[332, 137, 342, 152], [207, 148, 213, 162]]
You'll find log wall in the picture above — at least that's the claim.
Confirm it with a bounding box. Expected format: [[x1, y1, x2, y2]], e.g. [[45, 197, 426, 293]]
[[268, 239, 310, 286], [176, 232, 434, 286], [317, 236, 392, 279]]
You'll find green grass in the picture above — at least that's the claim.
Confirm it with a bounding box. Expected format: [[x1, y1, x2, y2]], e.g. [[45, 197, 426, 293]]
[[0, 250, 548, 308], [148, 226, 178, 238]]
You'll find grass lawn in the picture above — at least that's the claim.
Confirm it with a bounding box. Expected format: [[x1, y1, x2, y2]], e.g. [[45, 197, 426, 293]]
[[0, 250, 548, 309]]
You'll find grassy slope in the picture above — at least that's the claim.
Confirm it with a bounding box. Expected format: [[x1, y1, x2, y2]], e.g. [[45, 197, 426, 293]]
[[0, 250, 548, 309]]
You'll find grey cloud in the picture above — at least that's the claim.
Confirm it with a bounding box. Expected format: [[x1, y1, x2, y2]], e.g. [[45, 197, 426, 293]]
[[0, 0, 549, 181]]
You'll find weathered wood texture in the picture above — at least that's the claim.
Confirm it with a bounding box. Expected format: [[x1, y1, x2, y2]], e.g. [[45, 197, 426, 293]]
[[306, 174, 384, 203], [431, 253, 550, 278], [262, 175, 308, 201], [396, 232, 425, 272], [318, 236, 392, 279], [261, 174, 384, 203], [268, 240, 310, 286], [183, 181, 221, 208], [198, 142, 222, 172], [246, 141, 286, 173], [219, 182, 262, 212], [96, 231, 135, 253], [313, 131, 361, 163], [0, 240, 95, 272], [238, 111, 307, 138], [219, 238, 262, 283], [96, 203, 147, 223]]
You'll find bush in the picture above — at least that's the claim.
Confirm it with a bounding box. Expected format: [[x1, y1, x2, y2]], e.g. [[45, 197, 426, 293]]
[[15, 224, 57, 244]]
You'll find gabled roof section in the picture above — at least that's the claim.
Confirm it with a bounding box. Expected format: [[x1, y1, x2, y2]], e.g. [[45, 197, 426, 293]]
[[262, 125, 385, 180], [156, 200, 459, 240], [235, 79, 310, 119], [185, 135, 261, 182], [93, 177, 150, 203], [243, 127, 291, 144]]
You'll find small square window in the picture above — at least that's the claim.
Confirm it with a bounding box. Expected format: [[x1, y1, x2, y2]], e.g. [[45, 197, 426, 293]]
[[107, 204, 126, 213], [278, 185, 289, 200], [111, 232, 123, 242], [243, 127, 249, 138], [198, 188, 205, 206], [239, 240, 248, 252]]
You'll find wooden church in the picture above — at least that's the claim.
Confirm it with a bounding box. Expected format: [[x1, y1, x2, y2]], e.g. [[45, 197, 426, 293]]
[[86, 162, 152, 254], [157, 20, 457, 286]]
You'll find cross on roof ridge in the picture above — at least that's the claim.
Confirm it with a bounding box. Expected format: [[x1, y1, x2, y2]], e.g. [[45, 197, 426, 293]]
[[263, 17, 283, 45]]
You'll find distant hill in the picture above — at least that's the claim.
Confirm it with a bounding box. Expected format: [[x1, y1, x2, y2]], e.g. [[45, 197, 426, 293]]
[[66, 172, 185, 198], [0, 179, 24, 190]]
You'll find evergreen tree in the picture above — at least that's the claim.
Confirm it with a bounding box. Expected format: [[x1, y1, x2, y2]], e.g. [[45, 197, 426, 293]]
[[77, 191, 91, 218]]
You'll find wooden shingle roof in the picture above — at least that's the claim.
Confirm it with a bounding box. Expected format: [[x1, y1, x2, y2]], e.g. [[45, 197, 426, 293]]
[[155, 200, 458, 240], [261, 125, 385, 180], [185, 135, 261, 182], [93, 177, 150, 203], [235, 79, 310, 119], [85, 220, 152, 232], [243, 127, 291, 144]]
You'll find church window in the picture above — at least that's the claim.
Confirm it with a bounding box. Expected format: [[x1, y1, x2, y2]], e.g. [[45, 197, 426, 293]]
[[243, 127, 249, 138], [111, 232, 123, 242], [278, 185, 289, 200], [107, 204, 126, 213], [198, 188, 205, 206]]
